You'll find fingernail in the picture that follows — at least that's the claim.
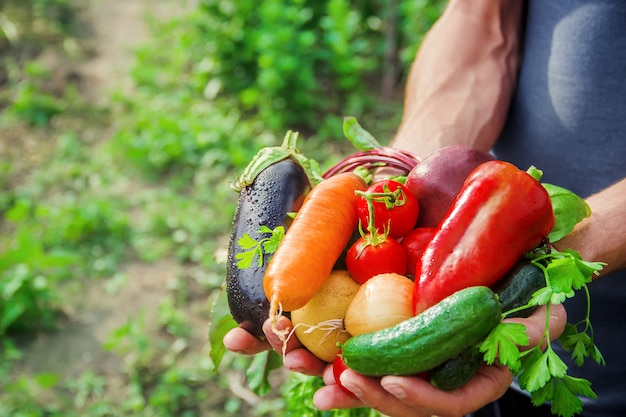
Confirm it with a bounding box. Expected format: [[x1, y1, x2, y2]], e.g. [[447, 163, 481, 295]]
[[382, 383, 406, 399], [340, 373, 363, 397]]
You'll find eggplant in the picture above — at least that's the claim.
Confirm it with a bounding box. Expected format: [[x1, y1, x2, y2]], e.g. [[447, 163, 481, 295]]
[[226, 132, 315, 339]]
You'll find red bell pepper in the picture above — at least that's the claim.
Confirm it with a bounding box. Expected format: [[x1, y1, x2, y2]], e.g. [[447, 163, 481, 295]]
[[412, 160, 555, 315]]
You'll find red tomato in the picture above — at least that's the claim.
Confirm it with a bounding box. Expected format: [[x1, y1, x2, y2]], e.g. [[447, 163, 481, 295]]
[[346, 235, 407, 284], [357, 180, 419, 239], [332, 351, 356, 397], [401, 227, 436, 276]]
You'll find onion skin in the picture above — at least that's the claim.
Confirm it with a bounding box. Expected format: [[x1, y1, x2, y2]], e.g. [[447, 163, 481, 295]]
[[344, 273, 414, 336]]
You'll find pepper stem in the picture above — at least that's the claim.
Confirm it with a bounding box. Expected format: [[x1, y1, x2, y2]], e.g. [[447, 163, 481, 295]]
[[527, 165, 544, 181]]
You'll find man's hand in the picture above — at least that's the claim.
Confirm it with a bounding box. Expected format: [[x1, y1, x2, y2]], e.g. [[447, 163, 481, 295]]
[[223, 294, 567, 417], [223, 315, 329, 376], [310, 303, 567, 417]]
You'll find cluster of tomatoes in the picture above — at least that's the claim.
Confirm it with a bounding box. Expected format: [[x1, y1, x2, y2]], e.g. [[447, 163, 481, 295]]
[[346, 179, 436, 285], [335, 178, 442, 395]]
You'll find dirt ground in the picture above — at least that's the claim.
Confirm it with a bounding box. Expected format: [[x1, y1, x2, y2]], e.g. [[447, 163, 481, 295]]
[[78, 0, 191, 102], [14, 0, 195, 387]]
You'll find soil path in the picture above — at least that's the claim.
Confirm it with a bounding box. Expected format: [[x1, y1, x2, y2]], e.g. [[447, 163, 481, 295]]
[[16, 0, 193, 381], [78, 0, 190, 102]]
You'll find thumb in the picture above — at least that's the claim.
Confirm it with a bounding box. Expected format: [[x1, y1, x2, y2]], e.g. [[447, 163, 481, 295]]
[[505, 303, 567, 350]]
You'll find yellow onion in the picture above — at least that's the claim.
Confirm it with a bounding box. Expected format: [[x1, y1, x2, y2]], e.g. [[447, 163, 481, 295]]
[[344, 273, 414, 336]]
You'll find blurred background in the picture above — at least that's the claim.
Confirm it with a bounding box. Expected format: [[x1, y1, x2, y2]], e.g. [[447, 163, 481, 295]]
[[0, 0, 445, 415]]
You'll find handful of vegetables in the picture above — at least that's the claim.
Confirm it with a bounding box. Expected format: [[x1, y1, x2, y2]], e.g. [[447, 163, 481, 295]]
[[218, 118, 605, 417]]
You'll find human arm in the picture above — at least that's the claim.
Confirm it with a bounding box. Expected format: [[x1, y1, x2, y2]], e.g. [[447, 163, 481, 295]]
[[391, 0, 524, 158], [555, 177, 626, 277]]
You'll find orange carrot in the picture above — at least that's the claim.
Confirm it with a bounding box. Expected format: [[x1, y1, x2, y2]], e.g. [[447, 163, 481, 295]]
[[264, 172, 367, 323]]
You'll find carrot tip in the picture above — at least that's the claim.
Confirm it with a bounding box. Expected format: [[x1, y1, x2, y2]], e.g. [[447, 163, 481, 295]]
[[269, 299, 290, 358]]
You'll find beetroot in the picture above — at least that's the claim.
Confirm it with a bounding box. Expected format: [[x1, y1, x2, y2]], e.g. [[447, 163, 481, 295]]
[[405, 145, 494, 227], [322, 146, 419, 179]]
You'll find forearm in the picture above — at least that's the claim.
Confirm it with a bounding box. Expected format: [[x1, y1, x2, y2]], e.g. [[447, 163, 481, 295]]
[[391, 0, 524, 158], [555, 178, 626, 277]]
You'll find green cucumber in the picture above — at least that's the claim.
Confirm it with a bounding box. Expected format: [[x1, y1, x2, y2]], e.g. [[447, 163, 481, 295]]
[[491, 261, 547, 318], [341, 286, 501, 377], [429, 261, 547, 390], [429, 345, 484, 391]]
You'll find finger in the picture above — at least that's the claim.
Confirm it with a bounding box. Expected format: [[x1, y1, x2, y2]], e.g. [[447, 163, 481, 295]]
[[263, 315, 330, 376], [506, 303, 567, 350], [334, 370, 432, 417], [380, 364, 513, 417], [223, 327, 270, 354], [313, 383, 365, 410], [283, 348, 328, 376], [548, 303, 567, 340], [262, 315, 302, 354], [322, 362, 336, 385]]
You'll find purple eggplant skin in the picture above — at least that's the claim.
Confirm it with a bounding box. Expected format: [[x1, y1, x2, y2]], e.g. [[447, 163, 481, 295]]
[[226, 159, 310, 339]]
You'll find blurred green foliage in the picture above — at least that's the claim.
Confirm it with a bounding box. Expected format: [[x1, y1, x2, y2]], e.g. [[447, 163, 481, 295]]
[[0, 0, 446, 415], [112, 0, 446, 178]]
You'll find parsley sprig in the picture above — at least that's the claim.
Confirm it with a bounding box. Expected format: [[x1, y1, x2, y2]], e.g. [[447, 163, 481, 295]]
[[235, 225, 285, 269], [480, 247, 605, 417]]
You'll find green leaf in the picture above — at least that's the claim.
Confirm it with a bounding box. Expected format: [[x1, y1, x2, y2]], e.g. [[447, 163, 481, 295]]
[[342, 117, 383, 151], [262, 226, 285, 254], [518, 347, 549, 392], [34, 373, 60, 388], [236, 226, 285, 269], [282, 374, 324, 416], [546, 257, 587, 293], [519, 347, 587, 417], [36, 249, 79, 269], [247, 350, 283, 396], [546, 349, 568, 378], [557, 323, 580, 352], [562, 249, 605, 281], [542, 183, 591, 242], [207, 287, 237, 371], [237, 233, 260, 250], [559, 325, 606, 367], [591, 344, 606, 366], [530, 376, 596, 417], [563, 331, 592, 367], [0, 300, 26, 333], [529, 286, 554, 307], [529, 379, 555, 407], [235, 247, 258, 269], [258, 225, 273, 234], [563, 375, 597, 400], [480, 322, 528, 372], [551, 377, 585, 417]]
